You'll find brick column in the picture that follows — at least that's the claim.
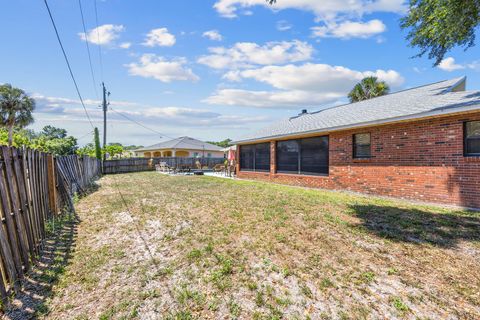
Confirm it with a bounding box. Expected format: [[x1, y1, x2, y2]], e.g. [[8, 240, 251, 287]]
[[270, 141, 276, 175]]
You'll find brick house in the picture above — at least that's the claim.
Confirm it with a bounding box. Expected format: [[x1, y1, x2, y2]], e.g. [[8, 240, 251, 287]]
[[234, 77, 480, 209]]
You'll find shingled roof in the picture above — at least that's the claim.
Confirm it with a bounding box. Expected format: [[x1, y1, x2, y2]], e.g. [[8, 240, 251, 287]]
[[135, 136, 223, 152], [234, 77, 480, 144]]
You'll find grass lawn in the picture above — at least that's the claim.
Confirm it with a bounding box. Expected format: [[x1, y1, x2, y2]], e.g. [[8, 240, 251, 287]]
[[8, 172, 480, 319]]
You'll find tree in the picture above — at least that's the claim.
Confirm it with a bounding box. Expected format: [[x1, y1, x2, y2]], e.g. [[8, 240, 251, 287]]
[[401, 0, 480, 66], [33, 125, 77, 155], [76, 143, 95, 157], [34, 135, 78, 155], [0, 128, 34, 148], [94, 128, 102, 160], [104, 144, 124, 159], [0, 84, 35, 146], [207, 139, 232, 148], [348, 77, 390, 103], [123, 145, 143, 151], [268, 1, 479, 66], [0, 126, 79, 155], [40, 125, 67, 139]]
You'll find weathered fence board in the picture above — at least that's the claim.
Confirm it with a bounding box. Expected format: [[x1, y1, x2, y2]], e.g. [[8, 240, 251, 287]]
[[103, 157, 225, 174], [0, 146, 101, 304]]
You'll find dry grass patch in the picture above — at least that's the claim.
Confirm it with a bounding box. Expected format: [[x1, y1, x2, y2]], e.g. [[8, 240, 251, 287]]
[[7, 172, 478, 319]]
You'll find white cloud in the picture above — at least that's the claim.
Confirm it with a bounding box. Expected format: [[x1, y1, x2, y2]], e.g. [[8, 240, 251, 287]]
[[207, 63, 404, 108], [437, 57, 480, 72], [311, 19, 386, 39], [143, 28, 176, 47], [33, 94, 137, 114], [30, 92, 271, 145], [224, 63, 404, 91], [79, 24, 124, 45], [126, 54, 199, 82], [438, 57, 465, 72], [197, 40, 313, 69], [276, 20, 292, 31], [119, 42, 132, 49], [114, 107, 267, 127], [213, 0, 406, 20], [412, 67, 423, 74], [466, 61, 480, 71], [32, 94, 267, 127], [204, 89, 344, 108], [202, 30, 223, 41], [366, 69, 404, 86]]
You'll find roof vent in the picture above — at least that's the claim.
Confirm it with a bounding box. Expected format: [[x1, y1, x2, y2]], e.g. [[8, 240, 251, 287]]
[[289, 109, 309, 120]]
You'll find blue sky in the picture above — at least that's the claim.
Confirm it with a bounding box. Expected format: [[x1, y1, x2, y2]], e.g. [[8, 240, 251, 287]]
[[1, 0, 480, 146]]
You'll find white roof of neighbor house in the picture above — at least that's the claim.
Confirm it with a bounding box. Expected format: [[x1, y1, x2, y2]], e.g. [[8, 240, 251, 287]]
[[135, 136, 223, 152], [234, 77, 480, 144]]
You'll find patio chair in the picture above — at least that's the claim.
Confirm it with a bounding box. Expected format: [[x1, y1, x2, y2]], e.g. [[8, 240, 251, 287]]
[[158, 162, 171, 173], [176, 164, 191, 174], [212, 163, 225, 174]]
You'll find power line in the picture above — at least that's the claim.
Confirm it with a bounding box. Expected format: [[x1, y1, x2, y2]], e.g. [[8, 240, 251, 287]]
[[43, 0, 95, 130], [109, 107, 165, 137], [109, 107, 215, 150], [93, 0, 104, 82], [77, 130, 94, 141], [78, 0, 99, 99]]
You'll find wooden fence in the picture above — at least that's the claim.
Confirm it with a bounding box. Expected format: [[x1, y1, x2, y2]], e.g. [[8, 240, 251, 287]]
[[103, 157, 225, 174], [0, 146, 101, 303]]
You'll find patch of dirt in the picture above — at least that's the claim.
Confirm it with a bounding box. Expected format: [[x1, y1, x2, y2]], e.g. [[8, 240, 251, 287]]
[[6, 172, 478, 320]]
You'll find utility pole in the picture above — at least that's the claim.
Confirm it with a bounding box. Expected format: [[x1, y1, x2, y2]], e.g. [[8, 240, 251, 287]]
[[102, 82, 110, 162]]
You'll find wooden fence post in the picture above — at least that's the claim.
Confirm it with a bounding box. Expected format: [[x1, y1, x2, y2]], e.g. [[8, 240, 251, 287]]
[[47, 155, 58, 216]]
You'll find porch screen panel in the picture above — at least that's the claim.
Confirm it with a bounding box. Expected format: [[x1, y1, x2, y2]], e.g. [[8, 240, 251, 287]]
[[277, 140, 299, 173], [300, 136, 329, 175], [240, 145, 254, 170], [254, 143, 271, 171]]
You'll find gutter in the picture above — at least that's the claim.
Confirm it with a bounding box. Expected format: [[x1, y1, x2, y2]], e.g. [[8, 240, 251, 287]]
[[233, 103, 480, 145]]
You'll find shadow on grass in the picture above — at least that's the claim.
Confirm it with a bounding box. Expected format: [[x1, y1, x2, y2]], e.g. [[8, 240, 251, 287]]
[[3, 214, 79, 319], [349, 204, 480, 247]]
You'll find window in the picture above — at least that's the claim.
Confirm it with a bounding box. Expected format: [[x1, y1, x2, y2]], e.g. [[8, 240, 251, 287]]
[[239, 143, 271, 171], [465, 121, 480, 156], [207, 153, 212, 158], [353, 133, 371, 158], [240, 145, 254, 170], [277, 136, 329, 175], [254, 143, 270, 171], [193, 152, 199, 157], [277, 140, 299, 173], [301, 137, 329, 175]]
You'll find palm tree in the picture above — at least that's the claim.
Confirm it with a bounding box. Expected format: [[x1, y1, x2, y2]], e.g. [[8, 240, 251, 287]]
[[0, 84, 35, 146], [348, 76, 390, 103]]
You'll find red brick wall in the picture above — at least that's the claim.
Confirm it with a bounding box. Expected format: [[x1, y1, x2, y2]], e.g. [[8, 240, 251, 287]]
[[237, 113, 480, 209]]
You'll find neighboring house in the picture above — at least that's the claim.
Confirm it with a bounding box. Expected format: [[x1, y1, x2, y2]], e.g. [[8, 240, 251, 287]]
[[134, 136, 224, 158], [234, 77, 480, 209]]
